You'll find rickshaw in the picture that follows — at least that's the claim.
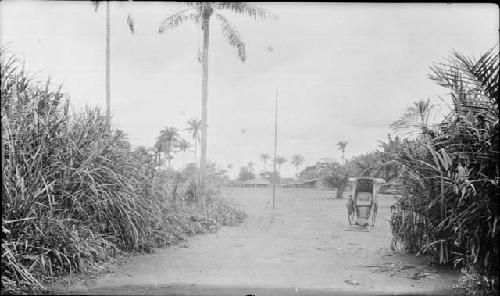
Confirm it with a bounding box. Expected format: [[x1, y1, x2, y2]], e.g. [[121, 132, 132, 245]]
[[346, 177, 385, 229]]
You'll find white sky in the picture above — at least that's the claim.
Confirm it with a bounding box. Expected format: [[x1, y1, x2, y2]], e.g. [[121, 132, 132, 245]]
[[1, 1, 498, 178]]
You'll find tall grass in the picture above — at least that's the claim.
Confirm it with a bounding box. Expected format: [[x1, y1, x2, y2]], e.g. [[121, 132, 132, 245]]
[[389, 47, 499, 295], [1, 49, 245, 294]]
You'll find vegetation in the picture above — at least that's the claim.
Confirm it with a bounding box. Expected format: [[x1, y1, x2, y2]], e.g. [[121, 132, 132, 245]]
[[158, 2, 277, 168], [258, 153, 271, 173], [185, 118, 202, 166], [337, 141, 348, 164], [388, 47, 499, 296], [299, 160, 346, 188], [177, 138, 191, 169], [345, 138, 401, 182], [0, 50, 245, 294], [275, 155, 287, 176], [390, 98, 438, 137], [238, 164, 256, 182], [291, 154, 305, 178], [156, 127, 181, 168]]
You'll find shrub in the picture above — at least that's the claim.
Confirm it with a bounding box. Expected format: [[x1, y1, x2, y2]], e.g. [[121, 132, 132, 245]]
[[1, 49, 245, 294], [389, 47, 499, 295]]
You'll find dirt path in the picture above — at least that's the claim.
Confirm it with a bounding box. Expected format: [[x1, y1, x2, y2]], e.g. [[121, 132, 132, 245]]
[[61, 188, 459, 295]]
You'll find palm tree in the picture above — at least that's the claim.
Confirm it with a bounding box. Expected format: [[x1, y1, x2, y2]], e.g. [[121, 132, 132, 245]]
[[159, 2, 277, 169], [158, 127, 180, 168], [178, 138, 191, 169], [258, 153, 271, 172], [92, 1, 135, 126], [185, 117, 202, 166], [153, 137, 164, 166], [337, 141, 348, 164], [291, 154, 305, 178], [275, 155, 287, 180]]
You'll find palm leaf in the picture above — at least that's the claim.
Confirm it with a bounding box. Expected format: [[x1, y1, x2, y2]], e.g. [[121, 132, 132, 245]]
[[158, 8, 201, 33], [429, 46, 499, 108], [185, 118, 202, 142], [215, 13, 246, 62], [390, 99, 438, 136], [215, 2, 279, 21], [452, 46, 499, 107]]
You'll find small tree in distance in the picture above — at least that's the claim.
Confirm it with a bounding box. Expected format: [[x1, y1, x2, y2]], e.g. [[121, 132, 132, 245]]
[[238, 164, 256, 182], [259, 153, 271, 172], [274, 155, 287, 183], [186, 118, 202, 166], [291, 154, 305, 179], [157, 127, 180, 168], [337, 141, 348, 164]]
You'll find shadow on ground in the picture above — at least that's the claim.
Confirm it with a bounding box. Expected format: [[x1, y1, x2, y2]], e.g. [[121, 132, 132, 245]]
[[63, 283, 455, 296]]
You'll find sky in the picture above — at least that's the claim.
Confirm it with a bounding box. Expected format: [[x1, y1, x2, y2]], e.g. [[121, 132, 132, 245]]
[[0, 1, 498, 178]]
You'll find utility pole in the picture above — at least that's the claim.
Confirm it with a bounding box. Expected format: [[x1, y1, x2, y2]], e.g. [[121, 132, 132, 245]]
[[272, 88, 278, 209]]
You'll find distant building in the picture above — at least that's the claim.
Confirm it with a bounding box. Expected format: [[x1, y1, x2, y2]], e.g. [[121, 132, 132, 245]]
[[242, 178, 271, 188], [282, 178, 334, 190], [281, 181, 304, 188], [279, 177, 297, 187]]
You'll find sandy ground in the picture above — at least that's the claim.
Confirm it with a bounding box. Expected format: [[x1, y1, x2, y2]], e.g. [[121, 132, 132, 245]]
[[59, 188, 459, 295]]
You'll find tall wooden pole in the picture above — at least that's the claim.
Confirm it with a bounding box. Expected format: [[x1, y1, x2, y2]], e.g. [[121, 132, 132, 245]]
[[272, 89, 278, 209]]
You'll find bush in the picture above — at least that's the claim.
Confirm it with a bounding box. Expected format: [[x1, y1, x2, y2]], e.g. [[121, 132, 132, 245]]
[[388, 47, 499, 295], [1, 49, 245, 294]]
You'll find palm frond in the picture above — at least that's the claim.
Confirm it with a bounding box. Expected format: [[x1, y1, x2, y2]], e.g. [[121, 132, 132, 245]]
[[390, 99, 438, 136], [186, 2, 203, 7], [215, 2, 279, 21], [429, 46, 499, 109], [185, 118, 202, 141], [337, 141, 348, 150], [158, 8, 201, 33], [453, 46, 499, 107], [215, 13, 246, 62]]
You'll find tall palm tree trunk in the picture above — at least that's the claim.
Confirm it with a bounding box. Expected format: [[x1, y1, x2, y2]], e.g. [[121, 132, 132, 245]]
[[167, 146, 172, 169], [194, 139, 198, 166], [200, 9, 210, 170], [156, 153, 162, 166], [105, 1, 111, 126]]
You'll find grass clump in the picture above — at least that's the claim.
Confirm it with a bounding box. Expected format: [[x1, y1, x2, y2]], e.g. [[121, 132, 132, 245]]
[[1, 49, 245, 294]]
